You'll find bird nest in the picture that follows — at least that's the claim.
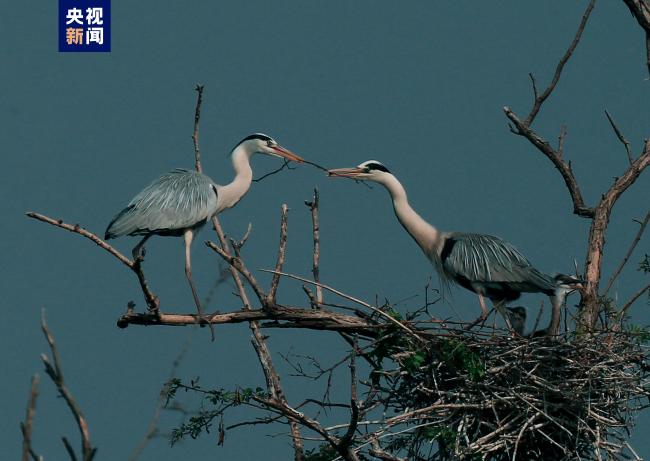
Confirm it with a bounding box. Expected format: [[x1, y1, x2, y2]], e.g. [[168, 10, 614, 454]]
[[372, 328, 650, 460]]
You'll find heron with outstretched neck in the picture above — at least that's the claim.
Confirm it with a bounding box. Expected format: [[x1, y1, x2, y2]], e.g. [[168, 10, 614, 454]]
[[328, 160, 580, 336], [105, 134, 303, 321]]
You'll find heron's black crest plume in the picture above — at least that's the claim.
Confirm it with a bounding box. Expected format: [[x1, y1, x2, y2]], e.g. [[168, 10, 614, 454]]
[[365, 162, 390, 173], [238, 133, 273, 144]]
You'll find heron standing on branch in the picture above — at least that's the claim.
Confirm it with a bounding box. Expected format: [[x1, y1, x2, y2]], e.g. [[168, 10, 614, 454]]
[[328, 160, 580, 336], [105, 134, 303, 319]]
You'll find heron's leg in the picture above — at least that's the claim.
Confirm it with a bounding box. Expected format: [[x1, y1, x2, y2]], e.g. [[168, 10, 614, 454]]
[[183, 230, 215, 340], [478, 295, 489, 319], [493, 299, 514, 332], [132, 235, 150, 262], [183, 230, 203, 314], [464, 295, 490, 331]]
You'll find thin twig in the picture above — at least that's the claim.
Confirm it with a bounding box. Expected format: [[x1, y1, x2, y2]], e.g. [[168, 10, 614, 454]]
[[192, 84, 204, 173], [253, 159, 294, 182], [261, 269, 423, 341], [619, 282, 650, 319], [211, 215, 304, 460], [40, 310, 97, 461], [338, 336, 360, 454], [605, 110, 634, 165], [26, 212, 133, 268], [524, 0, 596, 125], [26, 212, 160, 311], [306, 189, 323, 306], [128, 333, 193, 461], [267, 204, 289, 305], [206, 240, 267, 304], [604, 210, 650, 295], [503, 109, 593, 218], [21, 374, 40, 461]]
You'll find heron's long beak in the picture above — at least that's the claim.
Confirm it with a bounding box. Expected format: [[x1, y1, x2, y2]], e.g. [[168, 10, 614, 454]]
[[327, 167, 364, 178], [271, 145, 304, 163]]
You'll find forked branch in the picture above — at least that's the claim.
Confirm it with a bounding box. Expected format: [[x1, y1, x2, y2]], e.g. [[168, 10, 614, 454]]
[[26, 212, 160, 311], [40, 310, 96, 461]]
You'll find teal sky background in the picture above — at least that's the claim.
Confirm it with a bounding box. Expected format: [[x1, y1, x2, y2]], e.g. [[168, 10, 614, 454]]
[[2, 1, 648, 459]]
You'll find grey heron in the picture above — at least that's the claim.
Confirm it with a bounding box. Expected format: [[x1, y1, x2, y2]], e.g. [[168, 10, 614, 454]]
[[105, 133, 303, 319], [328, 160, 579, 336]]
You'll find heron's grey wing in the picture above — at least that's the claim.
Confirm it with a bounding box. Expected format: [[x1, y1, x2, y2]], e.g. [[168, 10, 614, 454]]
[[105, 169, 219, 238], [441, 233, 554, 290]]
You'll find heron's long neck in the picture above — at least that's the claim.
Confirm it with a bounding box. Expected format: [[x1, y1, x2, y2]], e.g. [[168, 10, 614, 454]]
[[381, 175, 439, 257], [219, 147, 253, 209]]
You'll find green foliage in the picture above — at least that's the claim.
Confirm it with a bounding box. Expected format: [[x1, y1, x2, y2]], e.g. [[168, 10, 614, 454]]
[[401, 349, 427, 373], [166, 379, 266, 446], [418, 425, 457, 446], [625, 324, 650, 344], [440, 339, 485, 381], [639, 254, 649, 273], [303, 443, 338, 461]]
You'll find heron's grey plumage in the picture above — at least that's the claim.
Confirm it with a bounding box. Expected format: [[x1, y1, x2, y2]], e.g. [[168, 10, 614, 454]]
[[327, 160, 582, 336], [105, 169, 219, 240], [435, 233, 555, 302], [103, 134, 303, 337]]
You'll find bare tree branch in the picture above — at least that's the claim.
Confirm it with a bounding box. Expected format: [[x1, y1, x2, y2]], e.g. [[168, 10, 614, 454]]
[[21, 374, 41, 461], [26, 212, 160, 311], [369, 437, 406, 461], [503, 1, 597, 218], [305, 189, 323, 306], [129, 333, 193, 461], [502, 108, 594, 218], [605, 110, 634, 165], [261, 269, 424, 341], [40, 310, 97, 461], [26, 212, 133, 268], [524, 0, 596, 125], [581, 141, 650, 328], [205, 240, 268, 305], [117, 305, 380, 336], [621, 0, 650, 76], [267, 204, 289, 305], [619, 282, 650, 319], [210, 214, 304, 460], [604, 210, 650, 295], [192, 84, 204, 173]]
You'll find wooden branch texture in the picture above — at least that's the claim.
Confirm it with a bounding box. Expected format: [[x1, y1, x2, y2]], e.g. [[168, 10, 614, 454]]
[[621, 0, 650, 76]]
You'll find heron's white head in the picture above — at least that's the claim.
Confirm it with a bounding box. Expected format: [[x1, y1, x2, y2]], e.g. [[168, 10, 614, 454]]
[[235, 133, 304, 163], [327, 160, 392, 182]]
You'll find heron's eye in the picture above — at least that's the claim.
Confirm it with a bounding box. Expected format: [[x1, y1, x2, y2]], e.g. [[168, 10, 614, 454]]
[[363, 167, 370, 173], [267, 140, 276, 147]]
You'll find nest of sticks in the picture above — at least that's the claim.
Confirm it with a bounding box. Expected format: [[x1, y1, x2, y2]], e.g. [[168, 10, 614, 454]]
[[372, 328, 650, 460]]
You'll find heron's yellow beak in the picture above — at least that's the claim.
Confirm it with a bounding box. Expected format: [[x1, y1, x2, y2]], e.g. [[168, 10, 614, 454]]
[[271, 145, 304, 163], [327, 167, 365, 178]]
